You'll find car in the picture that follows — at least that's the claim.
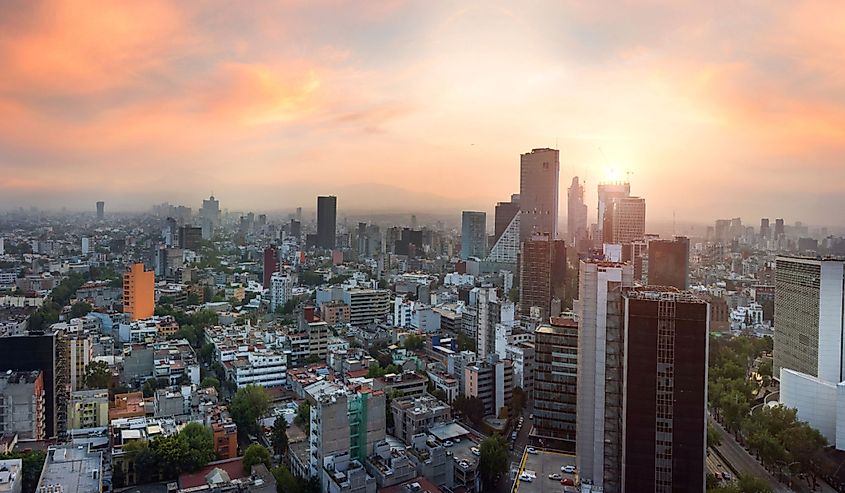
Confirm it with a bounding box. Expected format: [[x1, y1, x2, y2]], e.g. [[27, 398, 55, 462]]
[[548, 474, 562, 480], [511, 432, 518, 440], [529, 414, 534, 420], [560, 478, 575, 486], [561, 465, 576, 474], [519, 473, 534, 483], [527, 447, 538, 454], [454, 438, 461, 443], [471, 447, 480, 456], [444, 441, 454, 447], [723, 472, 732, 481]]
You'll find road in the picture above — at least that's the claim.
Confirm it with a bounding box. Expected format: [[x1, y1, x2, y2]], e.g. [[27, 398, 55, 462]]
[[710, 417, 792, 493]]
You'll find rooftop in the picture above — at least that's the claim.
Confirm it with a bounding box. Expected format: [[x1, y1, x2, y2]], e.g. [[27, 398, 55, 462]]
[[37, 444, 103, 493]]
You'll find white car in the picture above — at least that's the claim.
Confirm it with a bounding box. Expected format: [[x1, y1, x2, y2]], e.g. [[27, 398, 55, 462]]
[[561, 465, 576, 474], [527, 447, 538, 455], [471, 447, 480, 456], [519, 473, 534, 483], [444, 440, 454, 447]]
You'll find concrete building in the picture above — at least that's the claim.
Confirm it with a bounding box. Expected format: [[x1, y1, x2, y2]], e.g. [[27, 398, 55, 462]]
[[200, 195, 220, 240], [323, 451, 377, 493], [123, 263, 154, 321], [322, 301, 351, 326], [519, 148, 559, 242], [317, 196, 338, 250], [0, 458, 22, 493], [269, 272, 294, 312], [96, 201, 104, 220], [464, 355, 513, 417], [342, 289, 391, 328], [391, 394, 451, 445], [460, 211, 487, 260], [0, 371, 45, 440], [575, 260, 633, 492], [475, 288, 514, 362], [518, 234, 566, 321], [231, 351, 288, 389], [603, 196, 646, 245], [647, 236, 690, 290], [68, 389, 109, 430], [533, 318, 578, 452], [621, 289, 708, 492], [262, 246, 278, 289], [494, 195, 520, 245], [37, 444, 102, 493]]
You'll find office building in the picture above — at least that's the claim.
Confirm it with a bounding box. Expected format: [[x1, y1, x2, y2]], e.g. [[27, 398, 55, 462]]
[[0, 371, 45, 440], [775, 257, 845, 450], [123, 263, 154, 321], [391, 394, 451, 445], [760, 218, 770, 239], [263, 246, 278, 289], [775, 218, 785, 238], [621, 288, 708, 492], [461, 211, 487, 260], [647, 237, 690, 290], [0, 331, 66, 438], [575, 260, 633, 493], [81, 237, 91, 255], [317, 196, 337, 249], [96, 201, 104, 220], [342, 288, 391, 328], [68, 333, 93, 391], [200, 195, 220, 240], [475, 288, 514, 361], [494, 195, 520, 244], [567, 176, 588, 247], [519, 148, 559, 241], [603, 196, 646, 245], [533, 318, 578, 452], [178, 225, 202, 251], [68, 389, 109, 430], [269, 272, 293, 313], [596, 182, 631, 245], [518, 234, 566, 321]]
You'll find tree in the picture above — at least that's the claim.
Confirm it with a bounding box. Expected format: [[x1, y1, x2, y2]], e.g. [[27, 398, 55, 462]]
[[453, 395, 485, 425], [179, 422, 216, 470], [510, 387, 526, 415], [243, 444, 271, 471], [736, 475, 773, 493], [201, 376, 221, 391], [142, 377, 159, 398], [149, 434, 190, 479], [478, 434, 508, 488], [402, 334, 425, 351], [707, 423, 722, 448], [84, 360, 111, 389], [367, 364, 399, 379], [294, 402, 311, 434], [158, 295, 175, 306], [70, 301, 92, 318], [186, 292, 201, 306], [456, 333, 476, 352], [0, 450, 47, 493], [271, 417, 289, 456], [431, 388, 447, 402], [230, 385, 270, 435]]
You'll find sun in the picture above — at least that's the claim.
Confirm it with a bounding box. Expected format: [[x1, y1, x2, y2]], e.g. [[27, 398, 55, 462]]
[[604, 166, 624, 183]]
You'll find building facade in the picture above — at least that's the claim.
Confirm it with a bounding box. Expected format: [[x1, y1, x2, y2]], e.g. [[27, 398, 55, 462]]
[[518, 234, 566, 321], [519, 148, 559, 242], [460, 211, 487, 260], [123, 263, 154, 321], [317, 196, 338, 249], [533, 318, 578, 452]]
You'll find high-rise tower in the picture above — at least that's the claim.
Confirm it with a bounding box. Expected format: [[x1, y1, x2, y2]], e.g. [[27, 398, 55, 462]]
[[519, 148, 559, 241], [317, 196, 337, 249], [567, 177, 588, 246]]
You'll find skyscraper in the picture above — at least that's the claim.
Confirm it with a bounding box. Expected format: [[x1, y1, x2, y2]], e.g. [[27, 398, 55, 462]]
[[461, 211, 487, 260], [596, 182, 631, 245], [494, 195, 520, 244], [775, 256, 845, 449], [621, 288, 708, 492], [603, 196, 645, 244], [647, 236, 690, 289], [533, 317, 578, 452], [123, 263, 154, 321], [200, 195, 220, 240], [575, 260, 633, 493], [95, 201, 104, 220], [519, 148, 559, 241], [760, 218, 770, 239], [775, 218, 785, 238], [567, 177, 588, 246], [317, 195, 337, 249], [263, 245, 278, 289], [519, 234, 566, 321]]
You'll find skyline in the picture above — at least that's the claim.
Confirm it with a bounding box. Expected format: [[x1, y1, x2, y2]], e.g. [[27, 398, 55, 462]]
[[2, 1, 845, 223]]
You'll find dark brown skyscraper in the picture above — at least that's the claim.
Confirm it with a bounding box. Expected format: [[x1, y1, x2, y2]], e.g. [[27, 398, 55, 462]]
[[647, 237, 690, 290], [622, 289, 708, 492], [519, 233, 566, 321], [317, 195, 337, 249], [534, 317, 578, 452], [263, 245, 278, 289], [494, 195, 520, 244], [519, 148, 559, 242]]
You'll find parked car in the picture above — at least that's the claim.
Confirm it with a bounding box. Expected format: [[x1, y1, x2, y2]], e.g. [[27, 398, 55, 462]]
[[471, 447, 480, 456], [561, 465, 576, 474], [444, 441, 454, 447], [548, 474, 562, 480], [519, 473, 534, 483], [527, 447, 538, 455], [560, 478, 575, 486]]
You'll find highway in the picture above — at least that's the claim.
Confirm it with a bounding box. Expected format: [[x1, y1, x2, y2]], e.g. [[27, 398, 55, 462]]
[[709, 417, 793, 493]]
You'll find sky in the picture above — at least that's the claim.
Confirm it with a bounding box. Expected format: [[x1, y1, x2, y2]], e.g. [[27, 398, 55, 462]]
[[1, 0, 844, 225]]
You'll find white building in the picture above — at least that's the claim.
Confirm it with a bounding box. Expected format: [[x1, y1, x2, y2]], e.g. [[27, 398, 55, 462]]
[[232, 351, 287, 389], [81, 237, 91, 255], [270, 272, 294, 312]]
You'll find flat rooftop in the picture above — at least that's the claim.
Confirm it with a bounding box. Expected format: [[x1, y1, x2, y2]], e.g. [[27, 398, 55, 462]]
[[38, 445, 102, 493]]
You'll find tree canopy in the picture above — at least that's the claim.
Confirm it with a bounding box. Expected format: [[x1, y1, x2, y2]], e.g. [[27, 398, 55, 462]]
[[84, 360, 111, 389], [243, 444, 271, 471], [478, 434, 508, 489], [230, 385, 270, 435]]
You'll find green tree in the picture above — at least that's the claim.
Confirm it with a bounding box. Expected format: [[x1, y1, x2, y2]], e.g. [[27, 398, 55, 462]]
[[478, 434, 508, 489], [179, 422, 216, 470], [707, 423, 722, 448], [456, 333, 476, 352], [230, 385, 270, 435], [271, 417, 289, 456], [453, 395, 485, 425], [186, 292, 201, 305], [201, 376, 221, 391], [294, 402, 311, 434], [402, 334, 425, 351], [243, 444, 271, 471], [84, 360, 111, 389], [0, 450, 47, 493], [149, 434, 190, 479], [142, 377, 159, 398], [70, 301, 92, 318], [158, 295, 175, 306], [510, 387, 526, 415]]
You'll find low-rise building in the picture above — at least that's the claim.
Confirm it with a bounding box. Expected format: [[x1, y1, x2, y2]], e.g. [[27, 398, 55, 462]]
[[373, 372, 427, 398], [0, 370, 45, 440], [37, 444, 102, 493], [0, 458, 22, 493], [391, 395, 451, 446], [69, 389, 109, 430]]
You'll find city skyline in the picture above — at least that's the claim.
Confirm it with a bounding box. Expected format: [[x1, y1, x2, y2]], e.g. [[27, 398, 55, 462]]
[[2, 1, 844, 223]]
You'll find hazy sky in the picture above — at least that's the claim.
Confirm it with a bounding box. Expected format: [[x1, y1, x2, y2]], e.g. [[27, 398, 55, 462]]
[[1, 1, 844, 224]]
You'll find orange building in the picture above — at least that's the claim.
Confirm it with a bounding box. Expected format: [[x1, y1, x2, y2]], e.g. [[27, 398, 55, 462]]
[[124, 263, 154, 320], [109, 391, 147, 421], [212, 421, 238, 459]]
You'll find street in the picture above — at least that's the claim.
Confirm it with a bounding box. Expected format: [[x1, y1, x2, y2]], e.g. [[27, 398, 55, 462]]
[[710, 417, 793, 493]]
